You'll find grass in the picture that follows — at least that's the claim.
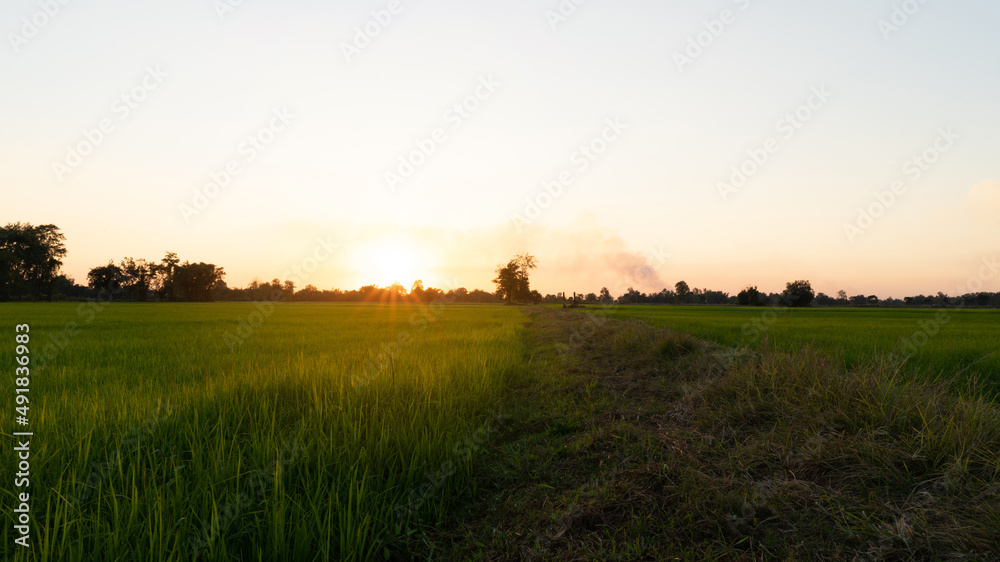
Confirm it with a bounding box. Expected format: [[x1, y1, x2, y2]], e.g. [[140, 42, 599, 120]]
[[3, 302, 999, 560], [591, 305, 1000, 392], [0, 303, 530, 561], [432, 308, 1000, 559]]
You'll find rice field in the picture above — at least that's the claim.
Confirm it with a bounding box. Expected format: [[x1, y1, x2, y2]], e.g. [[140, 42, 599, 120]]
[[4, 302, 999, 560], [0, 303, 529, 561], [592, 305, 1000, 392]]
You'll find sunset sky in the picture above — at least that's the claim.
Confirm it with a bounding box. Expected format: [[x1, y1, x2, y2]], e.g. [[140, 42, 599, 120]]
[[3, 0, 998, 298]]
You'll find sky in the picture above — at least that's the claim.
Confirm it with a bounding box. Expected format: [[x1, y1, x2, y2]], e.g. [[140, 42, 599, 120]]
[[2, 0, 999, 298]]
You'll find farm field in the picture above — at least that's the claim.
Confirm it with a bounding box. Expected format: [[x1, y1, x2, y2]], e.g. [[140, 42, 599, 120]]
[[0, 303, 529, 561], [3, 302, 1000, 560], [593, 305, 1000, 392]]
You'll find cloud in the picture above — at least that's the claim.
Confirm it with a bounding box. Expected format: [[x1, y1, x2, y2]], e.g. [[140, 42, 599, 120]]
[[531, 215, 667, 294]]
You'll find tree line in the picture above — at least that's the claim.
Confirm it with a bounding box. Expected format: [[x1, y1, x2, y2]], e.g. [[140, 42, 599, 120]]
[[2, 223, 998, 308], [85, 253, 226, 302], [0, 223, 503, 304], [551, 280, 1000, 308]]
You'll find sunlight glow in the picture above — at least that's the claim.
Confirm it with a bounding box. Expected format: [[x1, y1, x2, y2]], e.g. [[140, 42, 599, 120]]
[[352, 237, 432, 289]]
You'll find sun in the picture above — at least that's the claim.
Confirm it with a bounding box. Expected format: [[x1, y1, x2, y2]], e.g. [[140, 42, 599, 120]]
[[353, 237, 429, 288]]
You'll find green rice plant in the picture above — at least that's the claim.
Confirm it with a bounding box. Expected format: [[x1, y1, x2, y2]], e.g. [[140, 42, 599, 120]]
[[0, 302, 529, 561], [595, 305, 1000, 392]]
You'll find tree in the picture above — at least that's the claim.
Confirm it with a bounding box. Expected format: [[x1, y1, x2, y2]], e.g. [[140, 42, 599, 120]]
[[158, 252, 181, 301], [0, 223, 67, 301], [653, 288, 675, 303], [782, 280, 815, 308], [493, 253, 538, 304], [814, 292, 837, 306], [52, 274, 89, 299], [599, 287, 612, 303], [385, 282, 406, 299], [674, 281, 691, 304], [296, 284, 320, 301], [172, 262, 226, 301], [468, 289, 498, 303], [702, 290, 730, 305], [121, 257, 156, 301], [620, 287, 644, 304], [410, 279, 425, 301], [423, 286, 444, 302], [87, 261, 125, 299], [737, 285, 762, 306]]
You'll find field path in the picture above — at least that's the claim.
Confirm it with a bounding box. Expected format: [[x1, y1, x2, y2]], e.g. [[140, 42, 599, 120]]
[[410, 306, 1000, 561]]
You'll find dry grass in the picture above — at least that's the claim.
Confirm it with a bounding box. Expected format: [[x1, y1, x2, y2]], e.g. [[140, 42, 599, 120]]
[[421, 307, 1000, 560]]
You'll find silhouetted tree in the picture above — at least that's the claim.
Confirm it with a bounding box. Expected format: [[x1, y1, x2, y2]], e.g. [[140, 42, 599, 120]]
[[410, 279, 425, 301], [295, 284, 320, 301], [468, 289, 499, 303], [814, 292, 837, 306], [619, 287, 645, 304], [599, 287, 612, 303], [674, 280, 691, 304], [782, 280, 815, 308], [172, 262, 226, 301], [0, 223, 68, 301], [87, 261, 125, 299], [493, 253, 538, 304], [737, 285, 762, 306], [121, 257, 156, 301], [701, 289, 731, 304], [158, 252, 181, 301]]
